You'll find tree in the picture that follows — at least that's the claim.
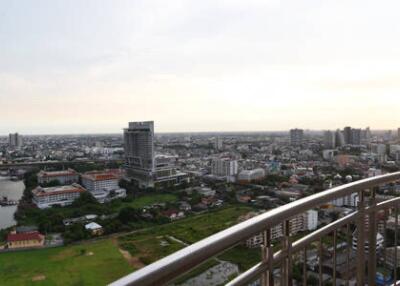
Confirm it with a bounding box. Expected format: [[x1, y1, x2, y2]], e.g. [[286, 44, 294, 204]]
[[71, 192, 99, 208], [80, 249, 87, 256], [118, 207, 141, 224]]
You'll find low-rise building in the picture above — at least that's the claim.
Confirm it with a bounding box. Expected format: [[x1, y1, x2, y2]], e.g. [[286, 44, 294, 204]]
[[6, 231, 45, 249], [32, 184, 86, 209], [82, 171, 119, 192], [82, 171, 126, 203], [37, 168, 79, 185], [237, 169, 266, 184], [85, 222, 104, 236]]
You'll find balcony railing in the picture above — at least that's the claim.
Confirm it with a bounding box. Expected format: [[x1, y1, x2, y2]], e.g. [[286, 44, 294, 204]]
[[111, 172, 400, 286]]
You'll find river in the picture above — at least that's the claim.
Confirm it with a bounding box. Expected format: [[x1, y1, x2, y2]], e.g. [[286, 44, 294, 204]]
[[0, 176, 25, 230]]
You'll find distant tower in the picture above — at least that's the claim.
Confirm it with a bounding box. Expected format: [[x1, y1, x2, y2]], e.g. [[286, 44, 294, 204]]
[[343, 127, 352, 145], [123, 121, 155, 188], [8, 133, 23, 148], [323, 131, 336, 149], [351, 128, 362, 145], [365, 127, 372, 142], [335, 129, 345, 147], [214, 137, 223, 151], [290, 129, 304, 146]]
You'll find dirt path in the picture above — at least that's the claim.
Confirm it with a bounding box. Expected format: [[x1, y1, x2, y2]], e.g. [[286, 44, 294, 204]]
[[112, 238, 145, 269]]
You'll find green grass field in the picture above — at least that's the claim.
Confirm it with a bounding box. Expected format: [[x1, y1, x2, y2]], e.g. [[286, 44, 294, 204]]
[[0, 239, 133, 286], [0, 206, 254, 285], [119, 206, 253, 264]]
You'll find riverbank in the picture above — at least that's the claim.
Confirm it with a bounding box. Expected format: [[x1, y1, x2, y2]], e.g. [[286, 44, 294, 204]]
[[0, 177, 25, 230]]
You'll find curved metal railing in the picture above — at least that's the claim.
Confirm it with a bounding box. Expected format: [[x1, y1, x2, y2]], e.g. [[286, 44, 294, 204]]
[[111, 172, 400, 286]]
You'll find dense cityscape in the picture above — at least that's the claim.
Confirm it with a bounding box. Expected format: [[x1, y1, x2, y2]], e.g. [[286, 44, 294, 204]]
[[1, 122, 400, 285], [3, 1, 400, 285]]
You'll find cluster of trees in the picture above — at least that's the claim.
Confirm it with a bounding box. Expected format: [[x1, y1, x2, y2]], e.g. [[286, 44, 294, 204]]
[[13, 168, 196, 244]]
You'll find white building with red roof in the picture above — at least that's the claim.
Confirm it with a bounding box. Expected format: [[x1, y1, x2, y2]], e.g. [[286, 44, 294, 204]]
[[81, 171, 126, 203], [37, 168, 79, 185], [32, 183, 86, 209]]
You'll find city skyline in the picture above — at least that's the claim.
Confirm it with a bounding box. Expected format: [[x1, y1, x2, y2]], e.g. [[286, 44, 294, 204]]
[[2, 0, 400, 134], [0, 126, 399, 137]]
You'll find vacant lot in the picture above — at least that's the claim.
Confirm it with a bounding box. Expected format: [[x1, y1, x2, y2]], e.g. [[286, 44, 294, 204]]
[[126, 193, 178, 208], [119, 206, 253, 264], [0, 239, 132, 286]]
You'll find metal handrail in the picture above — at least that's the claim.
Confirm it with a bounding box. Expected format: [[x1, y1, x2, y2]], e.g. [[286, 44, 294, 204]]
[[110, 172, 400, 286], [227, 197, 400, 286]]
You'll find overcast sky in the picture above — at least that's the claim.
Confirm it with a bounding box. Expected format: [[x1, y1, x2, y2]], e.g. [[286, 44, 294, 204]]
[[1, 0, 400, 134]]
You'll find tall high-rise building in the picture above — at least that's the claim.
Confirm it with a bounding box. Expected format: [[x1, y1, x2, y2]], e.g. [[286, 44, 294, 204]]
[[123, 121, 189, 188], [365, 127, 372, 142], [323, 131, 336, 149], [351, 128, 362, 145], [123, 121, 155, 188], [211, 158, 238, 182], [342, 127, 361, 145], [343, 127, 352, 145], [398, 128, 400, 139], [9, 133, 23, 148], [335, 129, 345, 147], [214, 137, 223, 151], [290, 129, 304, 146]]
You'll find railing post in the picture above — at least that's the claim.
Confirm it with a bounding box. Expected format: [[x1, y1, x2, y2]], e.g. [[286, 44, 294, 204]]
[[346, 224, 350, 286], [261, 229, 274, 286], [319, 237, 323, 286], [266, 229, 274, 286], [368, 188, 377, 286], [283, 220, 292, 286], [303, 247, 307, 286], [357, 191, 366, 286], [261, 242, 267, 286], [394, 208, 398, 284], [333, 230, 337, 286]]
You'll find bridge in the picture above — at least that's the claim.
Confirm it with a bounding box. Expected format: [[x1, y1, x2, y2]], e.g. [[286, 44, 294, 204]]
[[111, 172, 400, 286], [0, 159, 123, 170]]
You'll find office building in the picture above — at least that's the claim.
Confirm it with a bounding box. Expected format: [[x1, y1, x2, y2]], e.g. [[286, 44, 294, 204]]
[[9, 133, 23, 148], [343, 127, 361, 145], [343, 127, 352, 145], [335, 129, 345, 147], [290, 129, 304, 146], [123, 121, 155, 188], [214, 137, 223, 151], [211, 158, 238, 182], [323, 131, 336, 149], [351, 128, 362, 145], [124, 121, 189, 188]]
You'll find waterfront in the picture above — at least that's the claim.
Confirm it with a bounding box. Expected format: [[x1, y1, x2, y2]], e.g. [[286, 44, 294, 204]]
[[0, 176, 25, 230]]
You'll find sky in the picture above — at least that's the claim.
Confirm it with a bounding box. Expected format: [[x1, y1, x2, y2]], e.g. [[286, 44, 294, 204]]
[[1, 0, 400, 134]]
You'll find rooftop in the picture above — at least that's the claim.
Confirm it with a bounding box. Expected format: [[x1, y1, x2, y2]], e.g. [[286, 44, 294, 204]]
[[32, 184, 86, 197], [7, 231, 43, 242], [82, 171, 119, 181], [38, 168, 77, 178]]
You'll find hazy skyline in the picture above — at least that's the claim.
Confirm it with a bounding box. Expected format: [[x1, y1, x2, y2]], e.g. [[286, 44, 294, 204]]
[[1, 0, 400, 134]]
